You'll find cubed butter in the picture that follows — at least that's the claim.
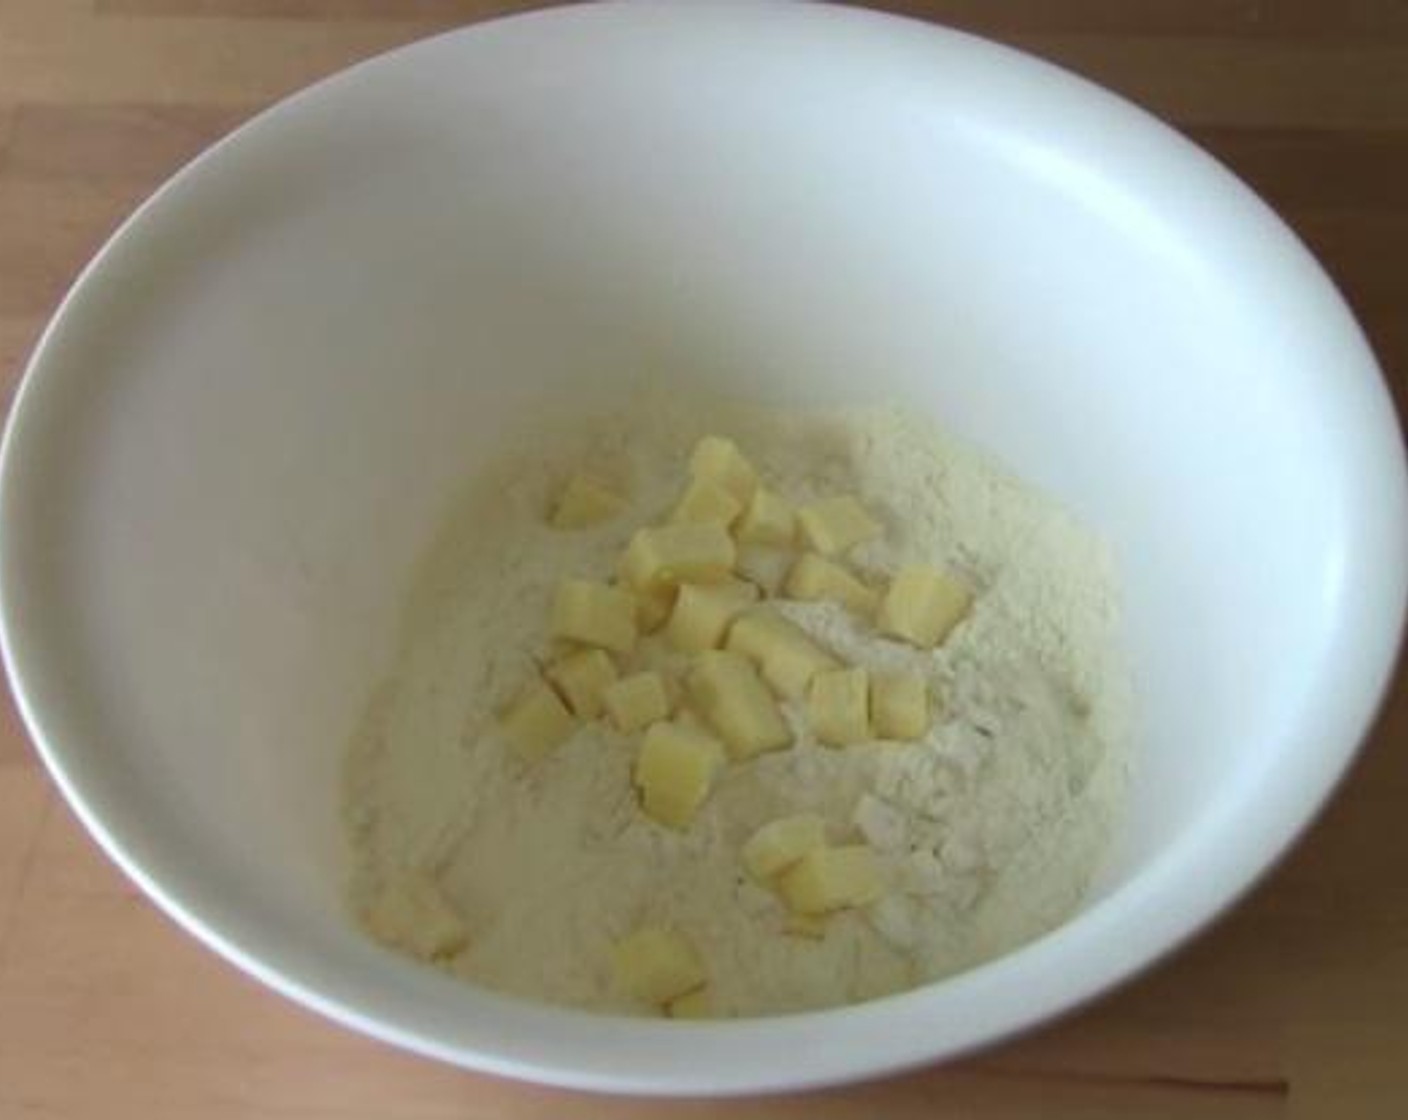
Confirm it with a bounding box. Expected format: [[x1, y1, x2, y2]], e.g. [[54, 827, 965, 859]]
[[633, 584, 677, 633], [688, 650, 792, 760], [725, 610, 840, 700], [871, 672, 930, 740], [634, 721, 726, 828], [761, 637, 838, 701], [735, 487, 795, 547], [498, 683, 576, 761], [808, 667, 871, 747], [550, 579, 637, 653], [612, 926, 707, 1005], [667, 987, 715, 1019], [620, 523, 736, 592], [778, 845, 885, 915], [742, 814, 826, 881], [665, 581, 760, 653], [603, 670, 672, 734], [550, 473, 624, 529], [688, 435, 758, 502], [725, 609, 801, 664], [364, 872, 469, 959], [784, 552, 880, 615], [670, 477, 743, 527], [796, 495, 882, 555], [735, 545, 792, 596], [876, 565, 973, 649], [546, 648, 618, 719]]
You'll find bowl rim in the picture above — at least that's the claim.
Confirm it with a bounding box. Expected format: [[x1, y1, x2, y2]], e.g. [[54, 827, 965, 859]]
[[2, 0, 1406, 1097]]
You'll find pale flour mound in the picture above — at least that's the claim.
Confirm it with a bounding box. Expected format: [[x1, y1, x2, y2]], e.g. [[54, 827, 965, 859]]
[[344, 395, 1131, 1016]]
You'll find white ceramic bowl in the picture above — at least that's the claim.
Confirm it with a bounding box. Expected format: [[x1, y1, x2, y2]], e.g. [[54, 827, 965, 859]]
[[2, 0, 1405, 1097]]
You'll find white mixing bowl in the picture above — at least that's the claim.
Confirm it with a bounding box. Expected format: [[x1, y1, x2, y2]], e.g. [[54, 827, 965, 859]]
[[1, 0, 1405, 1096]]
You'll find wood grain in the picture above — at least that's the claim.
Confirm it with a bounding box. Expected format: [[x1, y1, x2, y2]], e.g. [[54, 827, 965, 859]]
[[1, 3, 1405, 1118]]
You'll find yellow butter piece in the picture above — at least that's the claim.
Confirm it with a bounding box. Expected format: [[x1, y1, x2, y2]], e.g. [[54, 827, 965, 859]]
[[613, 926, 708, 1005], [665, 581, 760, 653], [688, 650, 792, 760], [784, 552, 880, 616], [778, 845, 885, 915], [667, 986, 715, 1019], [634, 721, 727, 828], [550, 473, 624, 529], [620, 523, 736, 592], [725, 609, 801, 664], [364, 871, 469, 959], [670, 476, 744, 527], [550, 579, 637, 653], [735, 545, 792, 596], [632, 584, 677, 634], [796, 495, 882, 555], [871, 671, 930, 740], [741, 814, 826, 881], [735, 487, 795, 547], [760, 633, 833, 704], [876, 565, 973, 649], [498, 683, 576, 762], [808, 667, 871, 747], [546, 648, 618, 720], [603, 670, 672, 734], [688, 435, 758, 503], [762, 639, 841, 701], [725, 609, 840, 700]]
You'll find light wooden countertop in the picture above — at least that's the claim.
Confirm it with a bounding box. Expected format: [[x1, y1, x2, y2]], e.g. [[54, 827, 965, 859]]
[[2, 3, 1406, 1117]]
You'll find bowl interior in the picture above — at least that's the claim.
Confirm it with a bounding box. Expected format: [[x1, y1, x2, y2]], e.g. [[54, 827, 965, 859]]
[[3, 1, 1404, 1095]]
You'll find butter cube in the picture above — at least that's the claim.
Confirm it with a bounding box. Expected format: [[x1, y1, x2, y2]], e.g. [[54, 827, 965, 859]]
[[735, 487, 795, 547], [784, 552, 880, 616], [546, 648, 618, 719], [742, 814, 826, 881], [871, 672, 930, 740], [688, 650, 791, 760], [725, 609, 802, 664], [778, 845, 885, 915], [498, 683, 576, 761], [735, 546, 792, 596], [667, 987, 715, 1019], [634, 721, 726, 828], [688, 435, 758, 502], [808, 667, 871, 747], [613, 926, 707, 1005], [551, 579, 637, 653], [665, 581, 760, 653], [876, 565, 973, 649], [762, 641, 841, 701], [550, 473, 624, 529], [364, 872, 469, 959], [632, 585, 676, 633], [725, 610, 840, 700], [670, 477, 743, 527], [603, 671, 672, 734], [796, 495, 882, 555], [765, 645, 839, 704], [620, 523, 736, 592]]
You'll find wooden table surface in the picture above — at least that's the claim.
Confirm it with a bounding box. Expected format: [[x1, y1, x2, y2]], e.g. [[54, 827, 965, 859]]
[[2, 2, 1406, 1117]]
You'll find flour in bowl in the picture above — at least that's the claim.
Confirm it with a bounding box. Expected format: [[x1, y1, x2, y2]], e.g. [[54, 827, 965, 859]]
[[343, 394, 1130, 1016]]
